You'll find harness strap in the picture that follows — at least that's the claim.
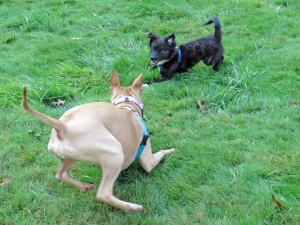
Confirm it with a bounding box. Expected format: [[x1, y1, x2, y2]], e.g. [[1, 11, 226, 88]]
[[176, 46, 182, 63], [134, 116, 149, 160], [120, 106, 149, 161]]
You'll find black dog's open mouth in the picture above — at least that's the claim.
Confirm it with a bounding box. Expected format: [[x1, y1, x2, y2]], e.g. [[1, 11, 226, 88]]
[[151, 60, 158, 67]]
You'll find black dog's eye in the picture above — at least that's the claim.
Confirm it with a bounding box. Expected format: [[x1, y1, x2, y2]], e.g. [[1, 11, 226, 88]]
[[156, 47, 166, 53], [154, 46, 161, 51]]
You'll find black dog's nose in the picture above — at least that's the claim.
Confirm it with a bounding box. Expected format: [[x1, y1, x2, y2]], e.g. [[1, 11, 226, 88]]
[[151, 52, 157, 61]]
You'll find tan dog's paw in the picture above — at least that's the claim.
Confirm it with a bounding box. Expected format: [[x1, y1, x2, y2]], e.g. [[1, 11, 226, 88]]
[[164, 148, 175, 154], [169, 148, 176, 152], [81, 183, 96, 192], [125, 203, 144, 213]]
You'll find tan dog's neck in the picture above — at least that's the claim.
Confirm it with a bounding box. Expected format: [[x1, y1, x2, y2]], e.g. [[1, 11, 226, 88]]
[[110, 71, 144, 116]]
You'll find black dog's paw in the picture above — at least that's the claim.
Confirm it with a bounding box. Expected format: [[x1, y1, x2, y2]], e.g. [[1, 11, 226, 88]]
[[153, 77, 169, 83]]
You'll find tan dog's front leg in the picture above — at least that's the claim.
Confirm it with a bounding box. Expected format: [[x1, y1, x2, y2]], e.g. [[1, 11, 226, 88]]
[[56, 159, 95, 192], [96, 152, 144, 213], [139, 140, 175, 173]]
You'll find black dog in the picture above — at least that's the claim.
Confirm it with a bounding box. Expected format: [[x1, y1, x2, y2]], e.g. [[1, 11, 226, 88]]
[[147, 17, 224, 82]]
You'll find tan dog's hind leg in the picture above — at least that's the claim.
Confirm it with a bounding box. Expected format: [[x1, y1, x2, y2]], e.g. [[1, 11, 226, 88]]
[[56, 159, 96, 192], [96, 153, 144, 212], [139, 140, 175, 173]]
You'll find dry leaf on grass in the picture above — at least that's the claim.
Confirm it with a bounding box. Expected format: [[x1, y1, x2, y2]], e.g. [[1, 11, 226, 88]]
[[51, 99, 65, 106], [290, 102, 298, 107], [196, 100, 208, 113], [272, 194, 284, 210], [159, 119, 169, 125], [0, 178, 10, 187]]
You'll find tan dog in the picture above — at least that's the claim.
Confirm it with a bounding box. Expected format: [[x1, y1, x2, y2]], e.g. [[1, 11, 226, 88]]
[[22, 71, 175, 212]]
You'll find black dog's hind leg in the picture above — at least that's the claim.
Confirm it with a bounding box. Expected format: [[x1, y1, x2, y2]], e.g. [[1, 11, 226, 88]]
[[204, 56, 213, 65], [213, 56, 224, 71]]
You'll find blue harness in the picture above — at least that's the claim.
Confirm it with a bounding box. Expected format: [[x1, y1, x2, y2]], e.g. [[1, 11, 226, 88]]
[[134, 115, 149, 160], [176, 46, 182, 63], [120, 106, 149, 161]]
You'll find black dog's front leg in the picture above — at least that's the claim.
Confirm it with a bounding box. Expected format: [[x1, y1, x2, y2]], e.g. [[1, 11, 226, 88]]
[[153, 76, 169, 83], [153, 65, 178, 83]]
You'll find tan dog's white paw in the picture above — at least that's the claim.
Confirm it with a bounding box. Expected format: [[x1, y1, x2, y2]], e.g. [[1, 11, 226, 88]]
[[125, 203, 144, 213], [81, 183, 96, 192]]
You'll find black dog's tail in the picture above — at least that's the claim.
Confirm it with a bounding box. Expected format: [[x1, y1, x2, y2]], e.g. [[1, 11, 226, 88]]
[[203, 16, 222, 44]]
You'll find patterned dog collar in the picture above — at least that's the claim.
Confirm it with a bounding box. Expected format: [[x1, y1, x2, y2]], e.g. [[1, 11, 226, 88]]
[[112, 96, 144, 112]]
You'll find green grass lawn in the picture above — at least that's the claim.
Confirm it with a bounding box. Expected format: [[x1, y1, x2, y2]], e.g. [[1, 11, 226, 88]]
[[1, 0, 300, 224]]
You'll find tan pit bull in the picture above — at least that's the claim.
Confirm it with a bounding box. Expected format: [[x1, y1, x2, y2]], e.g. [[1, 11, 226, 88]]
[[22, 71, 175, 212]]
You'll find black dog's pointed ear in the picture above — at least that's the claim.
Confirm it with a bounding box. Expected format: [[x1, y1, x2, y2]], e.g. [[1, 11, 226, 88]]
[[147, 33, 160, 45], [165, 33, 176, 46], [147, 33, 158, 40]]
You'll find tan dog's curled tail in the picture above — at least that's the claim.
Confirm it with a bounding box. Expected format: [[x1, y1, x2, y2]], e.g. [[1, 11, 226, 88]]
[[22, 86, 65, 138]]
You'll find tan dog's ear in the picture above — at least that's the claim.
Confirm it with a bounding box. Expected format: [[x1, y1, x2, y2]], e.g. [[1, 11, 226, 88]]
[[132, 74, 143, 94], [110, 71, 120, 94]]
